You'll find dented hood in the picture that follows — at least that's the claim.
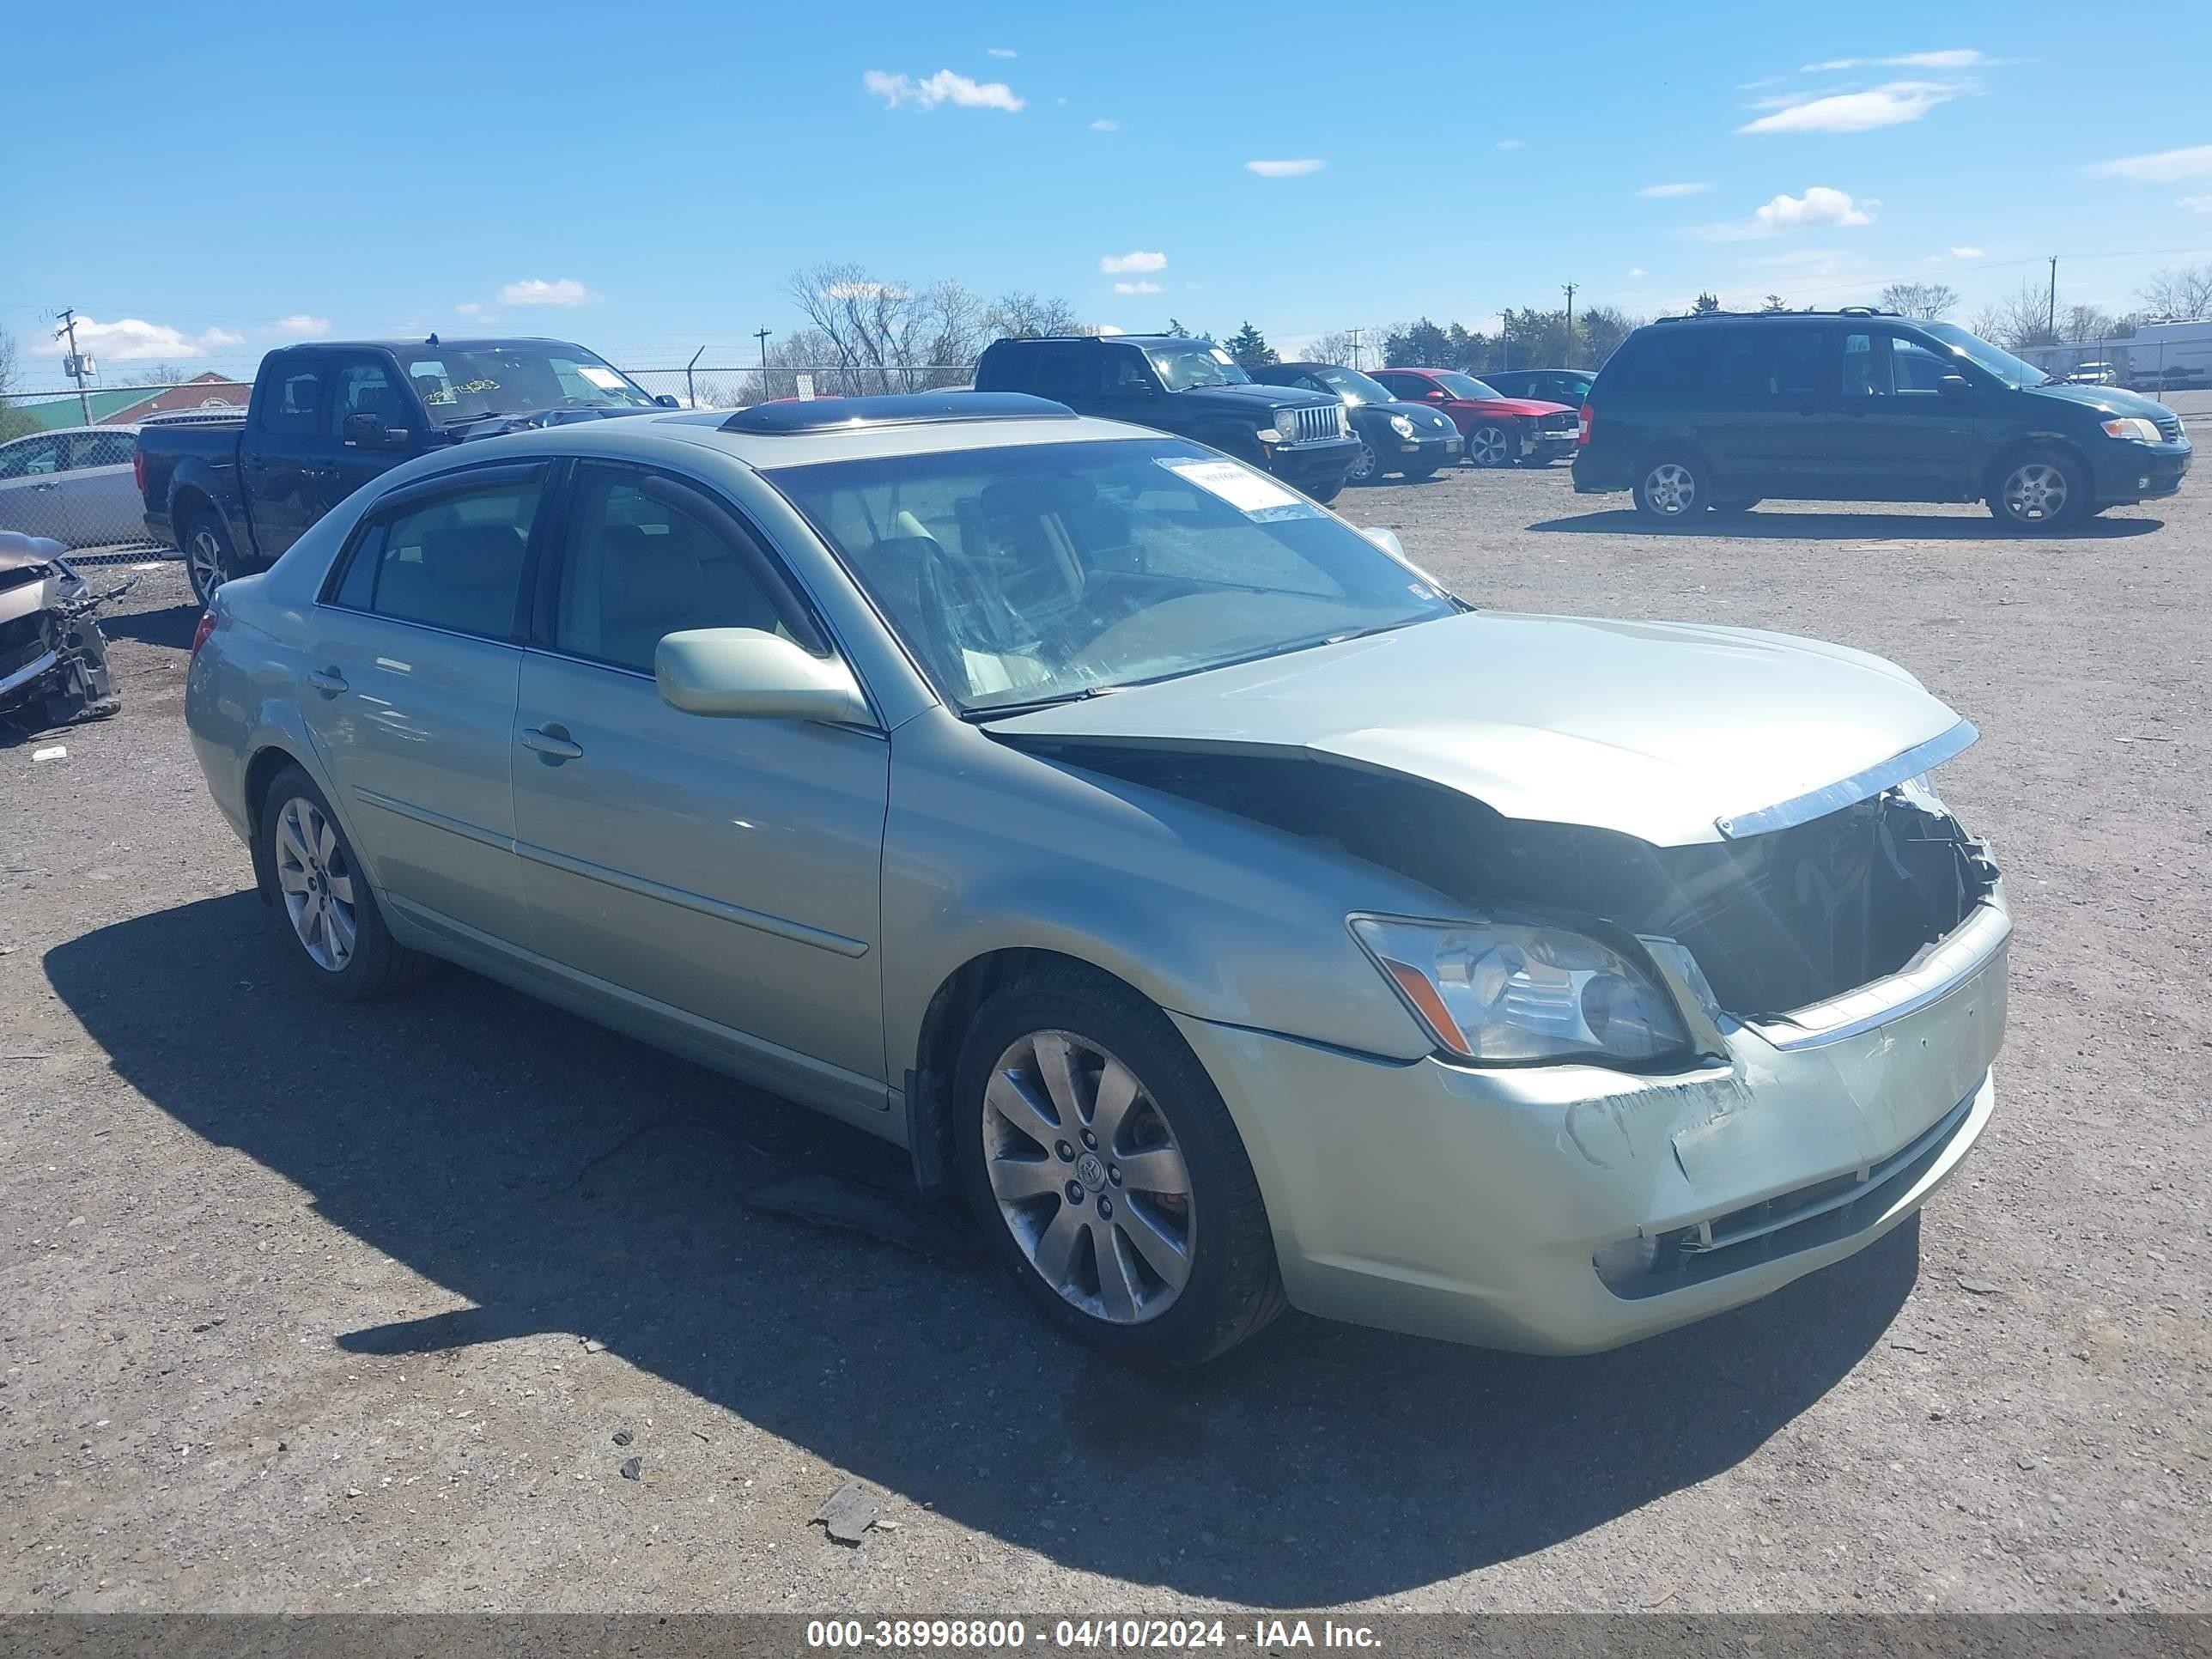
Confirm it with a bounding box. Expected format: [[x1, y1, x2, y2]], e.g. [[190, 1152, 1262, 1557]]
[[984, 611, 1973, 847]]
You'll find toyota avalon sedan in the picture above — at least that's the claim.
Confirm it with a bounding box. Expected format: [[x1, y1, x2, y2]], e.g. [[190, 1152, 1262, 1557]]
[[185, 391, 2008, 1367]]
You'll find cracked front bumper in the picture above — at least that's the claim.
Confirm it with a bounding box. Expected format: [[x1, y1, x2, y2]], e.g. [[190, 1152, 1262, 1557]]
[[1171, 891, 2008, 1353]]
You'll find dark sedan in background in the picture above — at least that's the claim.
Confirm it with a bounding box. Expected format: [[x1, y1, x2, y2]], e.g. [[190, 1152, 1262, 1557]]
[[1249, 362, 1462, 483]]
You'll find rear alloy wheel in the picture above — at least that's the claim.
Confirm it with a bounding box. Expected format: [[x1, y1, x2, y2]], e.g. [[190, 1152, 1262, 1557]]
[[1466, 423, 1515, 468], [1990, 449, 2084, 532], [1346, 436, 1382, 483], [184, 512, 238, 608], [256, 765, 431, 1000], [1632, 455, 1707, 524]]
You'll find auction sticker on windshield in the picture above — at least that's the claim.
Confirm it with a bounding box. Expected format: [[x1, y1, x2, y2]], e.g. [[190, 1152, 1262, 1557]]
[[577, 366, 627, 390], [1160, 459, 1321, 522]]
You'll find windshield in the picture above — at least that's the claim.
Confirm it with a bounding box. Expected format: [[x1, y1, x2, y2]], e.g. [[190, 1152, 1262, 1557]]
[[1433, 371, 1501, 400], [403, 346, 658, 423], [1146, 344, 1251, 392], [769, 438, 1459, 714], [1918, 323, 2053, 388], [1309, 366, 1397, 404]]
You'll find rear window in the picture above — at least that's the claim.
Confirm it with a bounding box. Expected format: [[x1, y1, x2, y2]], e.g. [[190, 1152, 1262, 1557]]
[[977, 343, 1036, 392], [1598, 330, 1707, 399]]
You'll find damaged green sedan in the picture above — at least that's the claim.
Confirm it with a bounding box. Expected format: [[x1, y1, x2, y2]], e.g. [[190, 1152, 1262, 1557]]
[[184, 392, 2006, 1366]]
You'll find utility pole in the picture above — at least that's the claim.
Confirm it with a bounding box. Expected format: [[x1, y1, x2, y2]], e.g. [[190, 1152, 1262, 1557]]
[[54, 308, 92, 426], [754, 326, 772, 397], [2047, 256, 2058, 342], [1562, 282, 1577, 356], [1347, 326, 1363, 370]]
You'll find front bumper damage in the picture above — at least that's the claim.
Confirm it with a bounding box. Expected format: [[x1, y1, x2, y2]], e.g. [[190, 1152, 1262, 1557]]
[[0, 532, 122, 727], [1176, 878, 2006, 1353]]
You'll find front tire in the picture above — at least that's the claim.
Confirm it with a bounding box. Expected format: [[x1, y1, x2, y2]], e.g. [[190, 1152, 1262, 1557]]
[[256, 766, 430, 1000], [182, 507, 241, 608], [1466, 422, 1516, 468], [953, 962, 1285, 1367], [1632, 453, 1710, 525], [1346, 436, 1382, 484], [1988, 447, 2087, 532], [1304, 477, 1345, 506]]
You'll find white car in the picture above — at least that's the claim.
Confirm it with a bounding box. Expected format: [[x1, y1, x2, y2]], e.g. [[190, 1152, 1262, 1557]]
[[0, 425, 149, 549]]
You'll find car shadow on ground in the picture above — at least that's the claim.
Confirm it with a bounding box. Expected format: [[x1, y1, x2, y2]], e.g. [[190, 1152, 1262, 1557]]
[[48, 894, 1917, 1604], [1528, 508, 2164, 541], [98, 600, 204, 651]]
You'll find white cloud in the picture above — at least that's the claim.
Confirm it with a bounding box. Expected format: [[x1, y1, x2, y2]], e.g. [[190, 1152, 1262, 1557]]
[[1113, 280, 1164, 295], [61, 315, 244, 362], [823, 281, 911, 301], [1693, 186, 1877, 240], [863, 68, 1024, 112], [987, 46, 1016, 58], [1638, 181, 1710, 198], [1740, 80, 1960, 134], [1244, 158, 1325, 178], [270, 314, 331, 338], [2085, 144, 2212, 182], [1950, 245, 1985, 258], [500, 277, 594, 307], [2181, 196, 2212, 214], [1802, 48, 1989, 70], [1089, 118, 1119, 131], [1628, 266, 1648, 277], [1099, 250, 1166, 274], [1495, 139, 1523, 151]]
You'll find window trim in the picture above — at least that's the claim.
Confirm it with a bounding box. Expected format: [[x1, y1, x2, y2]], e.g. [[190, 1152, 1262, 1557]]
[[527, 458, 839, 680], [315, 459, 552, 643]]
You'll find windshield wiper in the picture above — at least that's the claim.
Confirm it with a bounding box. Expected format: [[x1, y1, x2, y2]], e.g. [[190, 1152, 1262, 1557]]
[[964, 684, 1121, 722]]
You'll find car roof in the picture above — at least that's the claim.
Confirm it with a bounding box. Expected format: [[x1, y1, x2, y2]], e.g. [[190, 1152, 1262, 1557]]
[[986, 333, 1194, 349], [270, 337, 601, 356]]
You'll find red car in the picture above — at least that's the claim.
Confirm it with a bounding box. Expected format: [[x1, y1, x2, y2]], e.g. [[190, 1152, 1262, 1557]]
[[1369, 368, 1581, 468]]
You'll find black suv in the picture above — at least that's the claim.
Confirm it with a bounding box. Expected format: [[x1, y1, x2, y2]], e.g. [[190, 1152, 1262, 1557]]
[[974, 334, 1359, 501], [1247, 361, 1462, 482], [1572, 309, 2192, 531]]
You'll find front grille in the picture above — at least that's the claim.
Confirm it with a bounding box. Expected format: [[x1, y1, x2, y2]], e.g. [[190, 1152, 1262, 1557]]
[[1601, 1088, 1978, 1300], [1285, 404, 1340, 444], [2154, 412, 2185, 442]]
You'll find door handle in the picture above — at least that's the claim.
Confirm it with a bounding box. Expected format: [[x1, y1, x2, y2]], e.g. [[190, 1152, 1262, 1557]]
[[520, 724, 584, 763], [306, 668, 349, 695]]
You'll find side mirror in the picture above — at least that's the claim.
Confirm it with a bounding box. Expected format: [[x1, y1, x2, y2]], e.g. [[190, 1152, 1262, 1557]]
[[1425, 388, 1450, 402], [1936, 374, 1972, 398], [653, 393, 682, 408], [342, 410, 406, 448], [655, 628, 873, 726]]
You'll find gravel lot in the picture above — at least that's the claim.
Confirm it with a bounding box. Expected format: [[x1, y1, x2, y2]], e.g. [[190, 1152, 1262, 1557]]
[[3, 410, 2207, 1615]]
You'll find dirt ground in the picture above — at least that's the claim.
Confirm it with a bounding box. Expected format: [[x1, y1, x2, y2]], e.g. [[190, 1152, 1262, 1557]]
[[3, 410, 2207, 1614]]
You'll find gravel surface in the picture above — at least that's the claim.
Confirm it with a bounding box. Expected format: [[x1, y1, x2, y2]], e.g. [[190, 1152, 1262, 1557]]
[[3, 423, 2207, 1614]]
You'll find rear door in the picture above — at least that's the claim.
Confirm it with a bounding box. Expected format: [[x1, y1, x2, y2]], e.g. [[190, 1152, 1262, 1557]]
[[1700, 325, 1836, 495], [510, 460, 890, 1120], [300, 462, 543, 946], [0, 435, 70, 544], [58, 429, 143, 546], [240, 352, 331, 556], [1827, 329, 1981, 500]]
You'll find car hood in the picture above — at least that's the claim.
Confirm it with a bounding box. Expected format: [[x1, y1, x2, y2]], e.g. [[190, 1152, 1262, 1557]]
[[1183, 382, 1339, 413], [983, 611, 1972, 848], [2019, 380, 2176, 422], [1351, 400, 1459, 432]]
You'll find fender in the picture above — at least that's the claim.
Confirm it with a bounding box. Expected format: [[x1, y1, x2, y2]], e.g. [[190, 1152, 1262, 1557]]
[[165, 453, 258, 563]]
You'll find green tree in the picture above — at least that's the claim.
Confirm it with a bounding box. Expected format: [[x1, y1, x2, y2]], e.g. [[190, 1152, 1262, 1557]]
[[1692, 291, 1723, 315], [1384, 317, 1454, 367], [1761, 294, 1790, 313], [0, 331, 41, 443], [1224, 320, 1277, 369], [1164, 317, 1213, 342], [1577, 305, 1641, 367]]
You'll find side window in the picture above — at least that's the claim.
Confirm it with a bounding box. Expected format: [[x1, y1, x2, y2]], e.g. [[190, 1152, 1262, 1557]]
[[63, 432, 137, 469], [1372, 373, 1418, 398], [342, 473, 540, 637], [1030, 347, 1098, 402], [1715, 328, 1827, 408], [0, 437, 63, 478], [1892, 337, 1949, 394], [981, 346, 1032, 392], [260, 359, 325, 435], [1099, 347, 1153, 396], [1841, 332, 1896, 398], [552, 465, 818, 673], [329, 356, 407, 434]]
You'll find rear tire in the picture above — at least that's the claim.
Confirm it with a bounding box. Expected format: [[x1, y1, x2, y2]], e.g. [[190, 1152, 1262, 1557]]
[[953, 961, 1286, 1368], [1632, 453, 1711, 525], [256, 765, 432, 1000], [1987, 447, 2087, 532], [1466, 422, 1516, 468], [182, 507, 241, 608], [1346, 437, 1382, 484]]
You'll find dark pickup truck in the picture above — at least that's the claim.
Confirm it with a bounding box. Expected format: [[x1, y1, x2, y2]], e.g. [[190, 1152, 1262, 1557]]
[[138, 337, 674, 602], [973, 334, 1359, 501]]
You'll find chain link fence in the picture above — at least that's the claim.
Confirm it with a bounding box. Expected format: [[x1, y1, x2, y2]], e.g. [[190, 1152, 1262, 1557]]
[[1, 381, 252, 555], [616, 363, 972, 408]]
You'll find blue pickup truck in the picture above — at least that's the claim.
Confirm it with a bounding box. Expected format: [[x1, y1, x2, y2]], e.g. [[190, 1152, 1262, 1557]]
[[137, 337, 675, 603]]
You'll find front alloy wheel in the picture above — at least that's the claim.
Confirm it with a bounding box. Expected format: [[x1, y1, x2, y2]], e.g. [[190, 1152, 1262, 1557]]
[[1347, 437, 1381, 483], [1994, 456, 2077, 530], [981, 1030, 1194, 1325], [1467, 423, 1514, 468]]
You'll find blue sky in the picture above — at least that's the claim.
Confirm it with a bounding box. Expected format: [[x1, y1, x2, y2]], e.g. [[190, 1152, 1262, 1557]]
[[5, 0, 2210, 386]]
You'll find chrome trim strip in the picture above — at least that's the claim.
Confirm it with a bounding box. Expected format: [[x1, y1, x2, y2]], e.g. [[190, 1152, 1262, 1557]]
[[1747, 890, 2010, 1051], [513, 838, 870, 959], [354, 787, 514, 854], [1715, 719, 1978, 840], [0, 648, 59, 699]]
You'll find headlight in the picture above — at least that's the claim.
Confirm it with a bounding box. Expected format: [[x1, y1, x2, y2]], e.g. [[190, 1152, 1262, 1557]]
[[1389, 414, 1416, 439], [2102, 416, 2162, 443], [1337, 404, 1352, 437], [1349, 915, 1689, 1064], [1255, 426, 1285, 443]]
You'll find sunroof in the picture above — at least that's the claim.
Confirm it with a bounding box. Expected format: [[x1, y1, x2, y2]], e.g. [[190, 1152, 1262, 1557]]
[[720, 392, 1075, 434]]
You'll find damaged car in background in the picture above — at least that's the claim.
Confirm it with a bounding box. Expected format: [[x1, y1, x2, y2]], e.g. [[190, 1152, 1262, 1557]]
[[0, 530, 125, 731], [184, 393, 2008, 1367]]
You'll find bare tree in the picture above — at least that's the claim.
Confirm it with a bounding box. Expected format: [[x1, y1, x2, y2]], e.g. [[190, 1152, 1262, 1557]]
[[2059, 304, 2122, 345], [783, 263, 988, 393], [1305, 330, 1359, 366], [1966, 303, 2005, 343], [2136, 263, 2212, 321], [983, 291, 1082, 339], [1877, 281, 1960, 320], [0, 331, 38, 442], [1990, 279, 2059, 349]]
